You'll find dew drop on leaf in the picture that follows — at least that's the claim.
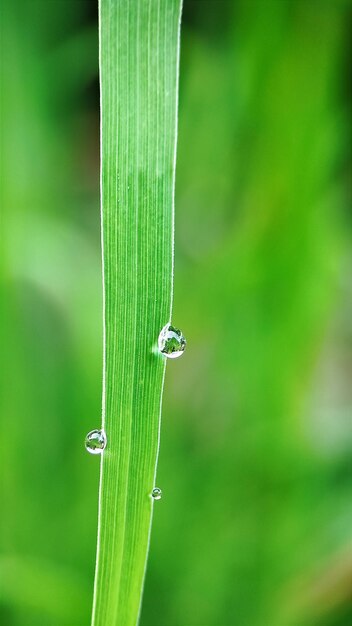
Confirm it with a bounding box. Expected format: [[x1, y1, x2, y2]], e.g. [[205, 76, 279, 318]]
[[158, 324, 186, 359], [151, 487, 162, 500], [85, 429, 107, 455]]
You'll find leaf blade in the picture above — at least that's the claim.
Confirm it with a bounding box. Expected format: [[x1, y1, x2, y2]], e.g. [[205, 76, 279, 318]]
[[92, 2, 183, 625]]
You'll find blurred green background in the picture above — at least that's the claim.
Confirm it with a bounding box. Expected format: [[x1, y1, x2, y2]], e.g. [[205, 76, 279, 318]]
[[1, 1, 351, 625]]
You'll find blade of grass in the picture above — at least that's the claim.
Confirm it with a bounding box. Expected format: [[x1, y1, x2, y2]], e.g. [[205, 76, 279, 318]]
[[92, 2, 183, 625]]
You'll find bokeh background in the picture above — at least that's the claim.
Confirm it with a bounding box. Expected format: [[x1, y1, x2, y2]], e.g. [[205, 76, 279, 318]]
[[1, 1, 351, 625]]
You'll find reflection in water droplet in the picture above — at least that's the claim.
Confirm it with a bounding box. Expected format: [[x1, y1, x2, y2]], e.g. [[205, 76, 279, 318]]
[[151, 487, 162, 500], [85, 429, 107, 455], [158, 324, 186, 359]]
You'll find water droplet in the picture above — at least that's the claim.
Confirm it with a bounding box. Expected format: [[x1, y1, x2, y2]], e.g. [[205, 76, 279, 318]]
[[158, 324, 186, 359], [85, 429, 107, 455], [151, 487, 162, 500]]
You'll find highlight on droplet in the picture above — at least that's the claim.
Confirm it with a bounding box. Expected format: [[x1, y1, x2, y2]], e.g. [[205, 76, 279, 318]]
[[158, 323, 186, 359], [85, 429, 107, 455], [151, 487, 162, 501]]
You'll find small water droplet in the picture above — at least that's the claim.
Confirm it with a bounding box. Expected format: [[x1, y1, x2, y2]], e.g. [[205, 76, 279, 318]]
[[85, 429, 107, 455], [158, 324, 186, 359], [151, 487, 162, 500]]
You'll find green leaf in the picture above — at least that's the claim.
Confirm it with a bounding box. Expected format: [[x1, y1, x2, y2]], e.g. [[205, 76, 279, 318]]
[[92, 2, 183, 625]]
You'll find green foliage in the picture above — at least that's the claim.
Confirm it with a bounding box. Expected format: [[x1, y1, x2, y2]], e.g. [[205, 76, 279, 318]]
[[92, 1, 182, 625], [1, 2, 351, 626]]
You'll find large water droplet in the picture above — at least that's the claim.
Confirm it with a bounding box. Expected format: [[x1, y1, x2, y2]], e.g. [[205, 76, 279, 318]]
[[85, 429, 107, 455], [151, 487, 162, 500], [158, 324, 186, 359]]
